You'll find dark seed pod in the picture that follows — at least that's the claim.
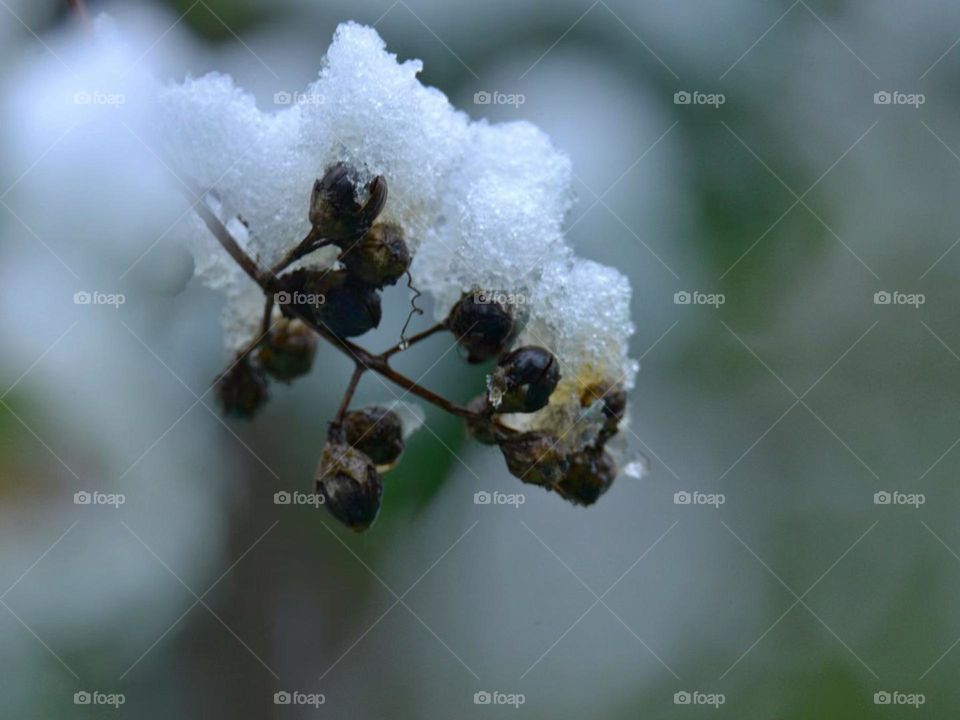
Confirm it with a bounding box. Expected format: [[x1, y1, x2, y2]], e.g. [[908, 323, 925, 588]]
[[343, 406, 405, 468], [259, 318, 317, 382], [319, 281, 382, 338], [580, 382, 627, 443], [556, 447, 616, 506], [465, 395, 498, 445], [315, 442, 383, 532], [276, 270, 381, 338], [340, 223, 411, 288], [215, 355, 269, 419], [489, 346, 560, 413], [309, 163, 387, 241], [446, 292, 514, 363], [498, 431, 567, 488]]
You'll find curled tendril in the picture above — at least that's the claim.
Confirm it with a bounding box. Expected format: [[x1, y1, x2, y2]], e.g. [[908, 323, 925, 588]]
[[398, 269, 424, 349]]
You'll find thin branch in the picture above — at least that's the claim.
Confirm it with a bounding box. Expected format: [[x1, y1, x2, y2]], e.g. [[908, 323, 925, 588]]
[[332, 364, 364, 430], [382, 322, 447, 358]]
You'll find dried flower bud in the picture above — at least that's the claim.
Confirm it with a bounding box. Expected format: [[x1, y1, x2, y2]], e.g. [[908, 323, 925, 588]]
[[446, 292, 515, 363], [277, 270, 381, 338], [488, 346, 560, 413], [343, 406, 405, 468], [556, 447, 616, 506], [498, 431, 567, 488], [465, 395, 498, 445], [580, 382, 627, 443], [215, 355, 269, 419], [315, 442, 383, 531], [320, 281, 382, 337], [259, 318, 317, 382], [340, 223, 411, 288], [309, 163, 387, 240]]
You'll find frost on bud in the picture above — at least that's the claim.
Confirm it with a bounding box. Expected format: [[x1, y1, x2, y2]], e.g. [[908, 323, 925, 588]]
[[259, 318, 317, 382], [315, 442, 383, 531], [343, 406, 405, 469], [446, 292, 515, 363], [465, 395, 498, 445], [488, 346, 560, 413], [309, 163, 387, 241], [580, 382, 627, 443], [340, 223, 411, 288], [498, 431, 567, 488], [215, 355, 269, 419], [555, 447, 616, 506]]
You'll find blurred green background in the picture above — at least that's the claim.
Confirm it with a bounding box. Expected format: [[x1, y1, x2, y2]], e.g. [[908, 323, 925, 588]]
[[3, 0, 960, 717]]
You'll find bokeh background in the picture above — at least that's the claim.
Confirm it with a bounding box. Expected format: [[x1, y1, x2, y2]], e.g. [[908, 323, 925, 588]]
[[2, 0, 960, 717]]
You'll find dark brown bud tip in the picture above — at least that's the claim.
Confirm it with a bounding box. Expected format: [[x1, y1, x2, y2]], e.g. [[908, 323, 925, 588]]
[[490, 346, 560, 413], [341, 223, 410, 288], [315, 443, 383, 531], [498, 431, 567, 488], [343, 406, 405, 468], [309, 163, 387, 241], [259, 318, 317, 382], [556, 447, 616, 506], [446, 291, 515, 363], [215, 355, 269, 419]]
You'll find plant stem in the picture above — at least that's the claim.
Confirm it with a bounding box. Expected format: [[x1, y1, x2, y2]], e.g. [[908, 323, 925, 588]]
[[381, 322, 447, 358], [332, 364, 364, 429], [189, 188, 487, 417]]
